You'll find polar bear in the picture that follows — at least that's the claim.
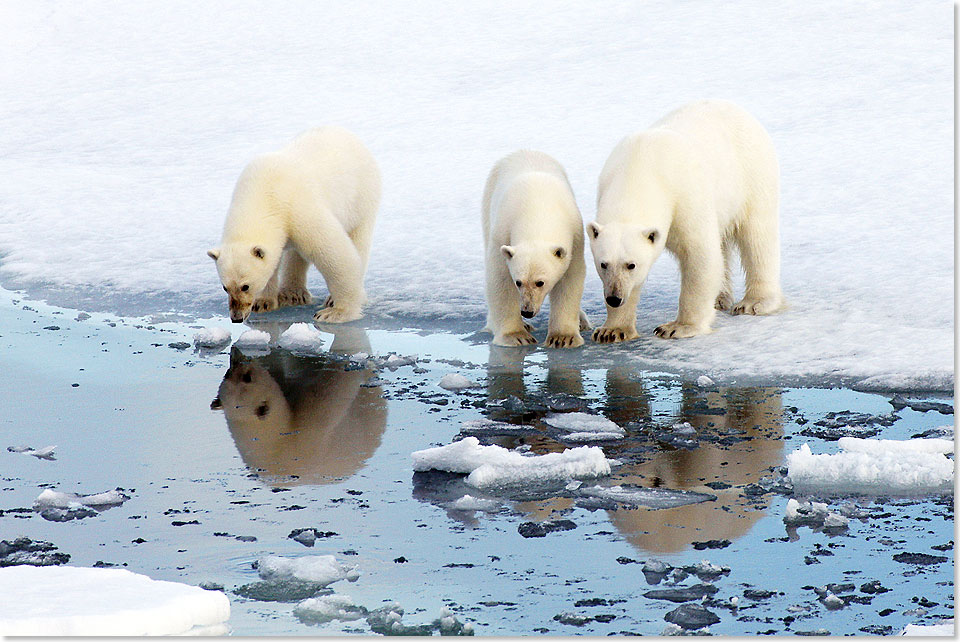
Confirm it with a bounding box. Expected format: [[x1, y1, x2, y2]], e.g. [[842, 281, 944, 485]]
[[482, 150, 590, 348], [588, 100, 783, 342], [207, 127, 380, 324]]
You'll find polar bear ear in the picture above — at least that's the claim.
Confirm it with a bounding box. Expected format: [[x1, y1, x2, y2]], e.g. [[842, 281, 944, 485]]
[[500, 245, 515, 260], [251, 246, 265, 259], [207, 248, 220, 261], [553, 247, 566, 259], [587, 222, 602, 239]]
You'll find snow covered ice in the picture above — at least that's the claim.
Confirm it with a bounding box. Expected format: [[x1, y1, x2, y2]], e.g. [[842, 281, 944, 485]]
[[438, 373, 481, 391], [192, 327, 231, 348], [0, 565, 230, 635], [0, 1, 951, 390], [786, 438, 954, 495], [541, 412, 626, 441], [34, 488, 129, 509], [234, 328, 271, 351], [412, 436, 613, 488], [277, 323, 329, 354], [257, 554, 360, 586]]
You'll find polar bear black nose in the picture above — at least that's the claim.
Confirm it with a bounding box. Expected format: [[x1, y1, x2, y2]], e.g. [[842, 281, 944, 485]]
[[606, 295, 623, 307], [521, 310, 535, 319]]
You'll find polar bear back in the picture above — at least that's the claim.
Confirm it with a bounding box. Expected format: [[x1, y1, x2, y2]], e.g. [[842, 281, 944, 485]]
[[598, 100, 778, 233]]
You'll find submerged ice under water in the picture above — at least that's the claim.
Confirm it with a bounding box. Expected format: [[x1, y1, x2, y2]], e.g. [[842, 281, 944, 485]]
[[0, 1, 952, 390]]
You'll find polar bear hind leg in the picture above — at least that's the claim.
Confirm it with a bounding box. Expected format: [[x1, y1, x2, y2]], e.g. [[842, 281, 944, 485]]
[[732, 200, 784, 316]]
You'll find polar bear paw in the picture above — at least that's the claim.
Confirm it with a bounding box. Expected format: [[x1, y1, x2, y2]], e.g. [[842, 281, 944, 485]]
[[494, 329, 538, 347], [278, 286, 312, 307], [715, 291, 734, 311], [545, 331, 584, 349], [654, 321, 707, 339], [314, 306, 363, 324], [251, 295, 278, 313], [592, 325, 639, 344], [731, 295, 781, 316]]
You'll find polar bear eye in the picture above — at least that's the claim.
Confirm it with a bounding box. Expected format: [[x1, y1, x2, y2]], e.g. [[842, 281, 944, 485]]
[[600, 263, 608, 270], [535, 281, 544, 288], [241, 284, 249, 292], [515, 280, 522, 288], [627, 263, 636, 270]]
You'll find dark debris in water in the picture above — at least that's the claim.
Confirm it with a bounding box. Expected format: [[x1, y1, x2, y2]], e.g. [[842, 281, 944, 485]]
[[893, 552, 948, 565], [644, 584, 719, 603], [518, 519, 577, 538], [0, 537, 70, 567], [664, 603, 721, 630]]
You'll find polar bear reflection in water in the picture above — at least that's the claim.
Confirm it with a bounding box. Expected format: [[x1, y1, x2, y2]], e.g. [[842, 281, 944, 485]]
[[210, 324, 386, 487], [429, 345, 784, 554]]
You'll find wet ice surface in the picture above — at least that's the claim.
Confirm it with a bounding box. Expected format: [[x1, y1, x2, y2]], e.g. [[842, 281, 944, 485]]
[[0, 293, 953, 636]]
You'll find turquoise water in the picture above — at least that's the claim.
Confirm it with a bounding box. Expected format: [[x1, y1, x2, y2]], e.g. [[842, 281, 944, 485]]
[[0, 291, 952, 635]]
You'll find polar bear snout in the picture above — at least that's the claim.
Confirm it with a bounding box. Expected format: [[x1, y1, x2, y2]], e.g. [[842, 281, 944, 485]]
[[520, 308, 536, 319]]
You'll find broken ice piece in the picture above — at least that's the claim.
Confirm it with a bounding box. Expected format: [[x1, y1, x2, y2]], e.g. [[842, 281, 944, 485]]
[[384, 354, 416, 370], [193, 327, 231, 348], [256, 555, 359, 586], [234, 329, 271, 351], [34, 488, 130, 509], [696, 375, 715, 387], [278, 323, 327, 354], [8, 445, 56, 460], [438, 373, 481, 391], [542, 412, 625, 440]]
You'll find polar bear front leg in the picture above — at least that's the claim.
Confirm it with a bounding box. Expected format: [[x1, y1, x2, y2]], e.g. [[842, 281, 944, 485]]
[[252, 270, 280, 313], [545, 265, 585, 349], [655, 241, 722, 339], [304, 224, 366, 324], [592, 289, 641, 344], [486, 259, 536, 347], [277, 250, 313, 308]]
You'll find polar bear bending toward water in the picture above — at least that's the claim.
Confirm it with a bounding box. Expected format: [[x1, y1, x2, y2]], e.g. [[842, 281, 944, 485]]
[[588, 100, 783, 342], [208, 127, 380, 324], [482, 151, 590, 348]]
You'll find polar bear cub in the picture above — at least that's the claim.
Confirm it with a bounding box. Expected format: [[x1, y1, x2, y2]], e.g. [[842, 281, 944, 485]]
[[482, 150, 590, 348], [208, 127, 380, 324], [589, 100, 783, 342]]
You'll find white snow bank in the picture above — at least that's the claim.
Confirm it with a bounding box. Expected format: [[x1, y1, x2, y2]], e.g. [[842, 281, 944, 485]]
[[412, 437, 613, 487], [786, 440, 954, 495], [542, 412, 625, 442], [192, 327, 231, 348], [34, 488, 129, 509], [900, 619, 954, 636], [234, 329, 271, 350], [277, 323, 328, 354], [438, 373, 481, 391], [257, 555, 359, 586], [0, 2, 950, 390], [0, 566, 229, 635]]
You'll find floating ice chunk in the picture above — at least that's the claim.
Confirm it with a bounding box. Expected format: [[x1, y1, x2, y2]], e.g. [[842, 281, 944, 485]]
[[786, 441, 954, 495], [821, 593, 845, 610], [34, 488, 129, 509], [411, 437, 612, 488], [438, 373, 480, 391], [446, 495, 501, 512], [257, 555, 359, 586], [643, 559, 672, 575], [542, 413, 625, 440], [192, 327, 231, 348], [384, 354, 416, 370], [8, 445, 56, 460], [277, 323, 328, 354], [234, 329, 271, 351], [822, 513, 849, 530], [899, 618, 954, 636], [579, 485, 716, 509], [0, 566, 230, 635], [696, 375, 715, 387], [294, 594, 366, 624]]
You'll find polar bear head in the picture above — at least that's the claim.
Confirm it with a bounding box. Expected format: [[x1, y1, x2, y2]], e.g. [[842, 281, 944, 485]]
[[586, 222, 664, 307], [207, 244, 279, 322], [500, 243, 570, 318]]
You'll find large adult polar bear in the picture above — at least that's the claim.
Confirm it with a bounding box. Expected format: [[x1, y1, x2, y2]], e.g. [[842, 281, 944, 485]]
[[482, 150, 590, 348], [589, 100, 783, 342], [208, 127, 380, 324]]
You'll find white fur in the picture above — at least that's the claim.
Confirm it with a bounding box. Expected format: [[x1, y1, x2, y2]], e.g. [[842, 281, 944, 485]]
[[482, 150, 590, 348], [208, 127, 380, 324], [588, 100, 783, 342]]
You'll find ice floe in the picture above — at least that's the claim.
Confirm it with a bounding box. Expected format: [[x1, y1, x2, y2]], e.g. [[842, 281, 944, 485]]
[[192, 327, 231, 348], [34, 488, 130, 509], [786, 439, 954, 495], [294, 594, 367, 624], [438, 373, 481, 391], [542, 412, 626, 442], [899, 618, 954, 636], [411, 437, 613, 488], [257, 554, 359, 586], [277, 323, 328, 354], [577, 484, 715, 510], [0, 566, 230, 635], [234, 329, 271, 351], [7, 445, 56, 460]]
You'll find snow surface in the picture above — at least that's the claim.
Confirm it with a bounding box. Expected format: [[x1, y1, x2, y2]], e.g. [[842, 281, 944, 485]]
[[192, 327, 231, 348], [786, 440, 954, 496], [257, 554, 359, 585], [0, 566, 230, 635], [438, 373, 481, 391], [900, 619, 954, 636], [412, 436, 613, 487], [0, 2, 951, 390], [277, 323, 328, 354]]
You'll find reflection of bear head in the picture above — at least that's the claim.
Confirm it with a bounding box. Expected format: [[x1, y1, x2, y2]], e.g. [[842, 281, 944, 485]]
[[211, 346, 387, 486]]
